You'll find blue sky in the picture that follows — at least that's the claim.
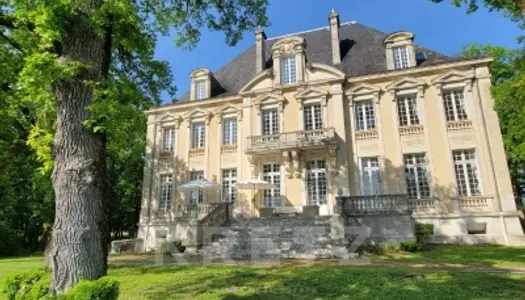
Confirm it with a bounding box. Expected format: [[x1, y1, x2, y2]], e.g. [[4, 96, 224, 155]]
[[154, 0, 522, 101]]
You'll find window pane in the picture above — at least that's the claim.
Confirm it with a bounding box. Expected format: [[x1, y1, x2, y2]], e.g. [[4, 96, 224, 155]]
[[222, 119, 237, 145], [189, 171, 204, 204], [159, 174, 173, 210], [355, 100, 375, 131], [397, 95, 419, 126], [162, 127, 175, 152], [281, 57, 297, 84], [222, 169, 237, 202], [306, 160, 327, 205], [191, 122, 205, 148], [443, 89, 468, 121], [360, 157, 381, 196], [262, 110, 278, 135], [263, 163, 281, 207], [404, 153, 431, 199], [393, 46, 410, 69], [304, 104, 323, 130], [453, 150, 481, 196], [195, 81, 206, 100]]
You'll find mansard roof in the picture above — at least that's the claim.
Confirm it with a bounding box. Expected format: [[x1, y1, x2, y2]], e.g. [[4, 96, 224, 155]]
[[173, 22, 473, 104]]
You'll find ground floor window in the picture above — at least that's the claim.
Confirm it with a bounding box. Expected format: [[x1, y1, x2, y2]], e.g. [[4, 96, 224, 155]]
[[306, 160, 327, 206], [359, 157, 382, 196], [221, 169, 237, 202], [404, 153, 431, 199], [159, 174, 172, 210], [188, 171, 204, 204], [262, 163, 281, 207], [453, 149, 482, 196]]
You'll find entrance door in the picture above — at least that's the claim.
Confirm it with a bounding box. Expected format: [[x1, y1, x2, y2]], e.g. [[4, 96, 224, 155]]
[[262, 163, 281, 207], [306, 160, 328, 215]]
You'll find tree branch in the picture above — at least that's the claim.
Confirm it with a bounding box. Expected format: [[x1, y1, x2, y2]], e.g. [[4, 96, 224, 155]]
[[0, 31, 24, 54]]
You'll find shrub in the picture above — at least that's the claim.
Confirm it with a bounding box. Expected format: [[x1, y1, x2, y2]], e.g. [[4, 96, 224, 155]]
[[59, 277, 119, 300], [358, 242, 401, 255], [400, 223, 434, 252], [2, 269, 49, 300], [159, 240, 186, 255]]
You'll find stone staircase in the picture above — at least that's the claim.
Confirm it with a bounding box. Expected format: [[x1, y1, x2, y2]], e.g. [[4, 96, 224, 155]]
[[201, 216, 355, 260]]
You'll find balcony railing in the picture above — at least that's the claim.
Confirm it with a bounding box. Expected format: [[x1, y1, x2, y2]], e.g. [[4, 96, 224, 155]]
[[338, 194, 411, 215], [399, 125, 424, 136], [221, 144, 238, 154], [246, 128, 337, 153], [174, 203, 222, 218], [409, 199, 440, 213], [355, 129, 378, 140], [189, 148, 205, 156], [447, 120, 473, 131], [453, 196, 494, 212]]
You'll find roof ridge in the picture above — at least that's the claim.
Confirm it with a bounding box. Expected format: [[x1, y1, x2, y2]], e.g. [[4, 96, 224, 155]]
[[267, 21, 358, 41]]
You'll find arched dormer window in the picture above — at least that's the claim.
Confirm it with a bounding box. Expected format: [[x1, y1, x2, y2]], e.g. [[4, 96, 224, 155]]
[[189, 68, 212, 100], [271, 36, 306, 86], [383, 31, 415, 71]]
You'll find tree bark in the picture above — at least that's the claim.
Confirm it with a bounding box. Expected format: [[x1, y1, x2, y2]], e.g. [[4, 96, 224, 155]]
[[49, 0, 109, 294]]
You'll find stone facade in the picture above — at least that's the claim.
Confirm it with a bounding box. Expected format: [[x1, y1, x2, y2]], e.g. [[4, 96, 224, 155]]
[[137, 9, 525, 251]]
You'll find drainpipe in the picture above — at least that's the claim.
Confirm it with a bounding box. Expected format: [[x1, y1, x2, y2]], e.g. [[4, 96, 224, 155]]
[[474, 68, 509, 246]]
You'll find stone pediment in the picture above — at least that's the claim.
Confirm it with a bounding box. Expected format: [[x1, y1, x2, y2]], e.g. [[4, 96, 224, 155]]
[[386, 77, 425, 95], [189, 68, 211, 78], [271, 36, 306, 55], [345, 83, 380, 97], [294, 87, 329, 100], [252, 93, 285, 114], [215, 104, 242, 121], [431, 70, 474, 85], [183, 108, 212, 124]]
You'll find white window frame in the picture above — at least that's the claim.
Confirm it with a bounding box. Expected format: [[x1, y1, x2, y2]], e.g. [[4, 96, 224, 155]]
[[191, 121, 205, 148], [159, 174, 173, 210], [162, 127, 176, 152], [262, 163, 281, 207], [306, 160, 327, 206], [188, 171, 204, 204], [222, 118, 237, 145], [354, 100, 376, 131], [195, 80, 206, 100], [453, 150, 482, 197], [403, 153, 431, 200], [221, 169, 237, 202], [261, 109, 279, 136], [442, 89, 469, 121], [281, 56, 297, 85], [396, 94, 420, 127], [359, 157, 382, 196], [393, 46, 410, 70], [303, 103, 323, 131]]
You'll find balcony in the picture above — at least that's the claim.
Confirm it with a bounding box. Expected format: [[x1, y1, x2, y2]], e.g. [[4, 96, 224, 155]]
[[452, 196, 494, 213], [447, 120, 473, 132], [246, 128, 337, 154], [337, 194, 411, 215]]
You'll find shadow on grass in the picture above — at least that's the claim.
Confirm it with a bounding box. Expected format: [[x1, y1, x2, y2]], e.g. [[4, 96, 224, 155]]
[[111, 264, 525, 300], [375, 244, 525, 268]]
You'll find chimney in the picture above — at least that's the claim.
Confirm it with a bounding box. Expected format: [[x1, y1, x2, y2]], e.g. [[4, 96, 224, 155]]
[[255, 26, 267, 74], [329, 9, 341, 64]]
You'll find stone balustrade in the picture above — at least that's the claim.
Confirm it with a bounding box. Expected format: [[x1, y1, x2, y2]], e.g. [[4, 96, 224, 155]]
[[409, 199, 440, 213], [338, 194, 411, 215], [189, 148, 205, 156], [447, 120, 473, 131], [453, 196, 494, 212], [174, 203, 221, 217], [399, 125, 424, 136], [221, 144, 238, 154], [246, 128, 337, 153], [355, 129, 379, 140]]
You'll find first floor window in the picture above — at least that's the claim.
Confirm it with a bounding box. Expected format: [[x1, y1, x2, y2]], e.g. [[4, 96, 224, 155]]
[[262, 109, 279, 135], [222, 169, 237, 202], [189, 171, 204, 204], [360, 157, 382, 196], [393, 46, 410, 69], [453, 150, 482, 196], [397, 94, 420, 127], [222, 118, 237, 145], [191, 122, 205, 148], [162, 127, 175, 152], [304, 103, 323, 130], [404, 153, 431, 199], [159, 174, 172, 210], [263, 163, 281, 207], [306, 160, 327, 206], [281, 56, 297, 84], [443, 89, 468, 121], [354, 100, 376, 131], [195, 80, 206, 100]]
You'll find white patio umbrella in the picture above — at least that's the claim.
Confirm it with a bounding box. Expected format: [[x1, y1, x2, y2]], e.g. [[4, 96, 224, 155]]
[[177, 179, 220, 203]]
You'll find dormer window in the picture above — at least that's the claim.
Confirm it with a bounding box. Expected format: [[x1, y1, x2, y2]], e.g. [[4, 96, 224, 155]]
[[383, 31, 416, 71], [393, 46, 410, 70], [195, 80, 206, 100], [281, 56, 297, 84]]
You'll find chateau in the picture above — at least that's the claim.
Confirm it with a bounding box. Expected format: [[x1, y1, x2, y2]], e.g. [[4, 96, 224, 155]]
[[136, 9, 525, 254]]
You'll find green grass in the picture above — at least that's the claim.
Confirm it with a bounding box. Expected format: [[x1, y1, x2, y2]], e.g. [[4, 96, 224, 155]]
[[373, 244, 525, 268], [2, 245, 525, 299]]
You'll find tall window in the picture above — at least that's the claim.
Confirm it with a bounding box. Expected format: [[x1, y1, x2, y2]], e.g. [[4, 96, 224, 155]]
[[393, 46, 410, 69], [262, 109, 279, 135], [304, 104, 323, 130], [443, 89, 468, 121], [354, 100, 376, 131], [397, 94, 420, 127], [306, 160, 327, 206], [359, 157, 382, 196], [162, 127, 175, 152], [189, 171, 204, 204], [222, 119, 237, 145], [159, 174, 172, 210], [404, 153, 431, 199], [195, 80, 206, 100], [263, 163, 281, 207], [281, 56, 297, 84], [453, 150, 482, 196], [221, 169, 237, 202], [191, 122, 205, 148]]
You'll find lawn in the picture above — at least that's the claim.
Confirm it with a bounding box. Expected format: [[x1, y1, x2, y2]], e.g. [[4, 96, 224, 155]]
[[373, 244, 525, 268], [1, 245, 525, 299]]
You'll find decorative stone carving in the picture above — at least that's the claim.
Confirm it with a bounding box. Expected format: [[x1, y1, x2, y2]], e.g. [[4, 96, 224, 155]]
[[291, 150, 300, 178], [247, 155, 256, 177], [430, 70, 474, 96], [328, 146, 338, 177], [252, 93, 285, 115], [294, 87, 329, 110], [271, 36, 306, 57], [345, 83, 381, 105], [183, 108, 212, 126], [215, 104, 243, 123], [282, 151, 292, 179], [386, 77, 425, 98]]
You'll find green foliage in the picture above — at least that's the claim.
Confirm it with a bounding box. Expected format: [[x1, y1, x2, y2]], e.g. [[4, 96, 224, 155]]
[[57, 278, 119, 300], [1, 269, 49, 300], [0, 221, 22, 257], [400, 223, 434, 252]]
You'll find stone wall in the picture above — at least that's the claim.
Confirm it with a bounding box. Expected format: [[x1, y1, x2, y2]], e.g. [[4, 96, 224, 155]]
[[345, 214, 415, 243]]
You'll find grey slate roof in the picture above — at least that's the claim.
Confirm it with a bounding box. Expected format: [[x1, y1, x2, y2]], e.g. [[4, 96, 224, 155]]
[[174, 22, 464, 104]]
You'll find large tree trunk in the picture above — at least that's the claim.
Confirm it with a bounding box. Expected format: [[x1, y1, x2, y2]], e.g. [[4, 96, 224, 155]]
[[49, 0, 109, 295]]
